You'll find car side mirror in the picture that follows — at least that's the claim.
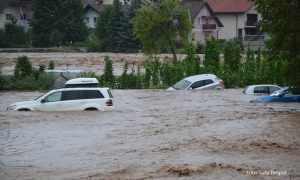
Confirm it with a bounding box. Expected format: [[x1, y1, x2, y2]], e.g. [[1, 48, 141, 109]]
[[41, 99, 46, 103]]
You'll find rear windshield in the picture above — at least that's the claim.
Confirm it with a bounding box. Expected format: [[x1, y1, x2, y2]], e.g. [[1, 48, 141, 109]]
[[61, 90, 104, 101], [173, 79, 192, 90]]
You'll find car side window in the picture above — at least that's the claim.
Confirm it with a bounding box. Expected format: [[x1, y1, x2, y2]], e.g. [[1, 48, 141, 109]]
[[269, 86, 280, 93], [61, 90, 104, 101], [204, 79, 213, 85], [83, 90, 104, 99], [61, 90, 81, 101], [45, 91, 62, 102], [190, 81, 205, 89], [254, 86, 269, 93]]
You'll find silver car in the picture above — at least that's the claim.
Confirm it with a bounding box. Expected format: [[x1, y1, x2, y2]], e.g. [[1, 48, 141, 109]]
[[167, 74, 225, 90], [243, 84, 282, 95]]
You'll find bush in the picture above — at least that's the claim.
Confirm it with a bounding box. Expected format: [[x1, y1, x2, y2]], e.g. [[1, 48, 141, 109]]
[[101, 56, 114, 88], [85, 36, 101, 52], [48, 60, 55, 70], [14, 56, 33, 79]]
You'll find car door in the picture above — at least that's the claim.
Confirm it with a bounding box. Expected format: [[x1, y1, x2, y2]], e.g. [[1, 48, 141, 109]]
[[189, 80, 205, 89], [36, 91, 62, 111], [60, 90, 85, 111]]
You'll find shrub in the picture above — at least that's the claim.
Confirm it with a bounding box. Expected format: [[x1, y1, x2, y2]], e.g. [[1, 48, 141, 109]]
[[48, 60, 55, 70], [14, 56, 33, 79], [85, 36, 101, 52], [101, 56, 114, 88]]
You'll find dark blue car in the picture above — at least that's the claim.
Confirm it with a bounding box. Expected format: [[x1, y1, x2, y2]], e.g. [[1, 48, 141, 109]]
[[251, 87, 300, 102]]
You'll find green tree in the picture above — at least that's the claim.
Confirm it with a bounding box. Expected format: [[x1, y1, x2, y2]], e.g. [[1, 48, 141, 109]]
[[31, 0, 87, 47], [48, 60, 55, 70], [204, 37, 220, 72], [96, 5, 113, 51], [133, 0, 192, 62], [2, 17, 28, 47], [101, 56, 115, 88], [253, 0, 300, 86], [14, 56, 33, 79], [223, 39, 241, 72], [62, 0, 87, 44]]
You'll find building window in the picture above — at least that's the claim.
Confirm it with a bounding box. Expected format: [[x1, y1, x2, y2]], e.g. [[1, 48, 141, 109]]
[[202, 16, 208, 24], [94, 17, 97, 23], [198, 17, 201, 25], [85, 17, 89, 23], [20, 14, 27, 20], [6, 14, 12, 20]]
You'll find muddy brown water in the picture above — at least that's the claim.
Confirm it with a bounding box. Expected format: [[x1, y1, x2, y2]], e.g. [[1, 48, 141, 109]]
[[0, 89, 299, 180]]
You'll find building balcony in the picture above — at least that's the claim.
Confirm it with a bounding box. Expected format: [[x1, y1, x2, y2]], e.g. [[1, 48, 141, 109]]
[[202, 24, 216, 31], [244, 35, 266, 41]]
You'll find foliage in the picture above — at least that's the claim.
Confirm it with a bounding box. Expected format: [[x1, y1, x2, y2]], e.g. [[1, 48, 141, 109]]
[[0, 17, 28, 47], [204, 37, 220, 73], [133, 0, 192, 61], [96, 5, 113, 51], [48, 60, 55, 70], [85, 35, 101, 52], [253, 0, 300, 86], [223, 39, 241, 72], [101, 56, 115, 88], [14, 56, 33, 79], [31, 0, 87, 47]]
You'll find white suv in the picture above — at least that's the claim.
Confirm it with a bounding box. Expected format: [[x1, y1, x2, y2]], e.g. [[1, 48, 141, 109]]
[[7, 87, 114, 111], [8, 78, 114, 111]]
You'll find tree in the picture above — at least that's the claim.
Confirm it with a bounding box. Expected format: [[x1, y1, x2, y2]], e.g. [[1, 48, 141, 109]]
[[14, 56, 33, 79], [101, 56, 115, 88], [2, 17, 28, 47], [96, 5, 113, 51], [31, 0, 87, 47], [204, 37, 220, 72], [223, 39, 241, 72], [62, 0, 88, 44], [253, 0, 300, 86], [133, 0, 192, 62]]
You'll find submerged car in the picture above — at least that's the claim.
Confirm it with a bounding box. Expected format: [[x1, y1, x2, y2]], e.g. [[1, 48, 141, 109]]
[[167, 74, 224, 90], [243, 84, 282, 95], [7, 78, 114, 111], [251, 87, 300, 102]]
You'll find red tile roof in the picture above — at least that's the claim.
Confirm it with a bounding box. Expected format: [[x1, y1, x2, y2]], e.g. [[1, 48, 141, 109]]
[[206, 0, 253, 13]]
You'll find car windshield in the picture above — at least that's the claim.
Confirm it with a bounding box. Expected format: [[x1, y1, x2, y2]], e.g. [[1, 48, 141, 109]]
[[34, 92, 47, 100], [173, 79, 192, 90]]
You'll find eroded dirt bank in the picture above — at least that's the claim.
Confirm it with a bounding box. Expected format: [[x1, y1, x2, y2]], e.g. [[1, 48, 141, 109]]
[[0, 89, 299, 180], [0, 53, 191, 76]]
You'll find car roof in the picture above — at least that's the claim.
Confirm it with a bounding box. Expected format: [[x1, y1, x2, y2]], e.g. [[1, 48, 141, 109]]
[[247, 84, 281, 88], [184, 74, 217, 83], [53, 87, 109, 91]]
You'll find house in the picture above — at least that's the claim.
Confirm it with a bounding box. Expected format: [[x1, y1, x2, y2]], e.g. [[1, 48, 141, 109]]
[[206, 0, 266, 50], [0, 0, 32, 30], [185, 0, 223, 44]]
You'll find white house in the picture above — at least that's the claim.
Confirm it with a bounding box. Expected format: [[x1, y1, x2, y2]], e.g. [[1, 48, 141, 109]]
[[185, 0, 223, 44], [0, 0, 32, 29], [206, 0, 266, 50]]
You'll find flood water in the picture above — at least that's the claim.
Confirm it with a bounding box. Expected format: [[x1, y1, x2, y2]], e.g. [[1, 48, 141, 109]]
[[0, 89, 299, 179]]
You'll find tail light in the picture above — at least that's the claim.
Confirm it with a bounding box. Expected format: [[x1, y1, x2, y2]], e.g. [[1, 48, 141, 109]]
[[219, 79, 224, 84], [106, 99, 113, 106]]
